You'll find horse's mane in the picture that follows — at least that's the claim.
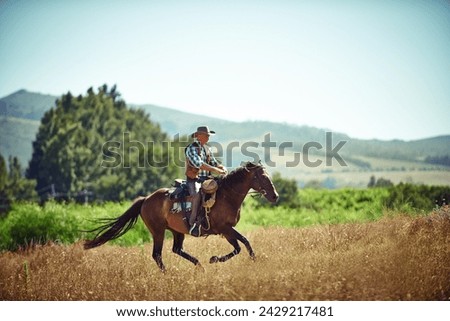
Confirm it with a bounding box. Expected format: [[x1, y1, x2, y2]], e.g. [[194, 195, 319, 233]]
[[219, 162, 261, 188]]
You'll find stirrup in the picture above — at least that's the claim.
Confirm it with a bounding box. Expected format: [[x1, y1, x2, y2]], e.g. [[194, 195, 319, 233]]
[[189, 223, 200, 237]]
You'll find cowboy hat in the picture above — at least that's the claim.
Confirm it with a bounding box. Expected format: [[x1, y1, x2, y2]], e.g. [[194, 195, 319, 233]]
[[191, 126, 216, 138]]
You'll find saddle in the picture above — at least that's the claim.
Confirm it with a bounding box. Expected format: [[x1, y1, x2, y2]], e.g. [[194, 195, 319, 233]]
[[168, 178, 219, 231], [169, 179, 191, 204]]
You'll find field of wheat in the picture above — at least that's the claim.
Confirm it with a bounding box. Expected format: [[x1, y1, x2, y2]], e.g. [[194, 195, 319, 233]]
[[1, 207, 449, 301]]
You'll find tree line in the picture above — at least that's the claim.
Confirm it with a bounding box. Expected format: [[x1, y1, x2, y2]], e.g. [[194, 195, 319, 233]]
[[256, 173, 449, 211], [0, 155, 37, 213], [1, 85, 185, 210]]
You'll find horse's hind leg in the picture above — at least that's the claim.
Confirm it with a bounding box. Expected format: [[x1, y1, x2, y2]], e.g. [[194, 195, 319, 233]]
[[151, 231, 166, 272], [171, 230, 201, 267]]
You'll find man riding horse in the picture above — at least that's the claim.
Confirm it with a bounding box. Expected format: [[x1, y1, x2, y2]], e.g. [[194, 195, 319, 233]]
[[185, 126, 227, 236], [85, 128, 279, 272], [85, 160, 278, 272]]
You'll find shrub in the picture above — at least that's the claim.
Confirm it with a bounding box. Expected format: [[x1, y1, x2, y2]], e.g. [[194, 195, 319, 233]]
[[385, 183, 450, 212], [0, 201, 151, 251]]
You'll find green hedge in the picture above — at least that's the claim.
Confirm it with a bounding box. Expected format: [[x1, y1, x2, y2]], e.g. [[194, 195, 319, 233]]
[[0, 202, 151, 251], [1, 184, 448, 251]]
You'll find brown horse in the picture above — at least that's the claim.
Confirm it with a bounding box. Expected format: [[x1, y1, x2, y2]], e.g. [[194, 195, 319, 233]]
[[84, 162, 279, 272]]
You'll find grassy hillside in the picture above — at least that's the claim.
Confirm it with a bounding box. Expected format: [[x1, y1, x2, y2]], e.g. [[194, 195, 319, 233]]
[[0, 117, 40, 166], [0, 89, 55, 166], [0, 89, 56, 120], [136, 103, 450, 159]]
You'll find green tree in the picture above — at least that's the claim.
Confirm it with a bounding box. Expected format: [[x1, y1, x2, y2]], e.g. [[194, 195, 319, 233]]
[[0, 154, 6, 190], [385, 183, 449, 211], [8, 156, 22, 183], [304, 179, 323, 189], [27, 85, 180, 201], [0, 154, 10, 214], [368, 175, 376, 188], [368, 175, 393, 188], [7, 156, 37, 202], [0, 154, 37, 213]]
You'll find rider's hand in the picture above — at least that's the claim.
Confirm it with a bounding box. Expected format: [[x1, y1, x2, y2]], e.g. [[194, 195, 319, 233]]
[[217, 167, 227, 175]]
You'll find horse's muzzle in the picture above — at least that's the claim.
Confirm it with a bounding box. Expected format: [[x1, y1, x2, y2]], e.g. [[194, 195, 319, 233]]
[[270, 191, 279, 203]]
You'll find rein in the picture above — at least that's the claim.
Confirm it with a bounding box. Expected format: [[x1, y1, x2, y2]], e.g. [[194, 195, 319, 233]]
[[228, 186, 264, 198], [228, 185, 249, 196], [222, 164, 267, 198]]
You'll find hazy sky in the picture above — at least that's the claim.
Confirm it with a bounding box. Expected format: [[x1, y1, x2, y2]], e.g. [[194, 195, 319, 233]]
[[1, 0, 449, 140]]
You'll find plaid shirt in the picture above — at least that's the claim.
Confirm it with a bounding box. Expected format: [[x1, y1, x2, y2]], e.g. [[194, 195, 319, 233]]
[[185, 140, 218, 178]]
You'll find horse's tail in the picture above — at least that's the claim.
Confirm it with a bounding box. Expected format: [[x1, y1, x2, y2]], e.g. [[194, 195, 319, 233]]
[[84, 196, 146, 249]]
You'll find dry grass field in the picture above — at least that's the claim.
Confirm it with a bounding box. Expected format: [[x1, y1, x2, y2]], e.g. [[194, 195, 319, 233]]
[[1, 209, 449, 301]]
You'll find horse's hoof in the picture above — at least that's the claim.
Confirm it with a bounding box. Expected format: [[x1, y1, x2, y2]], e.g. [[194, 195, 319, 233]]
[[196, 263, 205, 271], [209, 256, 219, 264], [250, 254, 256, 261]]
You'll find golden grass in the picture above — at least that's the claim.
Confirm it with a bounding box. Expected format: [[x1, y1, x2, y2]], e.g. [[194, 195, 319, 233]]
[[1, 210, 449, 301]]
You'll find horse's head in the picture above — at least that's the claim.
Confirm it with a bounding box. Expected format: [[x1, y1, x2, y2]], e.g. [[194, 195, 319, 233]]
[[245, 162, 279, 203]]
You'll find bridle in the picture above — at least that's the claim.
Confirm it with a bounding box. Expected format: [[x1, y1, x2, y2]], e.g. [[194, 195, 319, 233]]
[[245, 165, 269, 197], [225, 163, 272, 198]]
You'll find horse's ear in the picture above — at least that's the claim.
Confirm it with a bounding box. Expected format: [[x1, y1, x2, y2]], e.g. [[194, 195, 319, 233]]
[[245, 161, 260, 169]]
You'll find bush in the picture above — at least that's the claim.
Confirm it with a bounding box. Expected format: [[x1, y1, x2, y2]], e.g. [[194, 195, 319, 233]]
[[2, 183, 448, 251], [0, 201, 151, 251], [385, 183, 450, 212]]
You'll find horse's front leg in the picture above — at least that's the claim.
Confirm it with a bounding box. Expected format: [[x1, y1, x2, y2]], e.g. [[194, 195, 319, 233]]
[[210, 227, 254, 263], [233, 228, 255, 260]]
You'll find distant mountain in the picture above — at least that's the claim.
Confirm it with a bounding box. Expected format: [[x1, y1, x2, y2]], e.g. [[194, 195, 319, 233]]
[[1, 89, 449, 187], [1, 90, 57, 166], [131, 103, 350, 146], [0, 89, 56, 120], [0, 116, 40, 167], [134, 103, 450, 163]]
